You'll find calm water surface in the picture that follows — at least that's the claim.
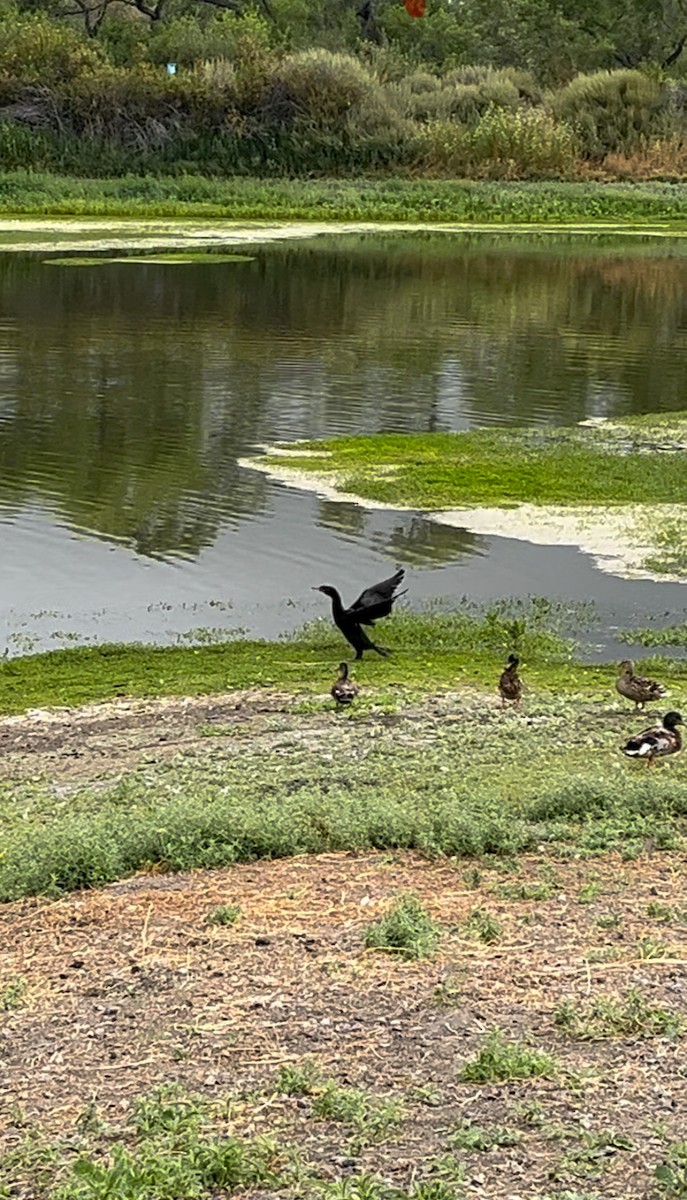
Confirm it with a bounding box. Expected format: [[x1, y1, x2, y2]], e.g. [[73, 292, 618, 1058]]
[[2, 230, 687, 655]]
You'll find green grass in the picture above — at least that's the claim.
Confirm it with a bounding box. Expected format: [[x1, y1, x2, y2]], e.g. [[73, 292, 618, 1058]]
[[364, 894, 439, 960], [553, 988, 683, 1040], [2, 679, 687, 900], [0, 601, 686, 902], [256, 413, 687, 511], [459, 1030, 556, 1083], [2, 175, 687, 224], [0, 597, 601, 717]]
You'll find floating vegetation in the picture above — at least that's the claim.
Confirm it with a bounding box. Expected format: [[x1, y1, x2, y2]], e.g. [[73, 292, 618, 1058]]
[[45, 252, 255, 266]]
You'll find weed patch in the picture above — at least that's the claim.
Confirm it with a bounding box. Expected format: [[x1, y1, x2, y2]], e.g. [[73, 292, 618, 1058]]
[[459, 1030, 556, 1083], [364, 894, 439, 961], [554, 989, 683, 1040]]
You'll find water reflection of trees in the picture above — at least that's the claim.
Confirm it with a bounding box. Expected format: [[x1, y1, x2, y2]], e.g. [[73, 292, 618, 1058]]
[[0, 236, 684, 560]]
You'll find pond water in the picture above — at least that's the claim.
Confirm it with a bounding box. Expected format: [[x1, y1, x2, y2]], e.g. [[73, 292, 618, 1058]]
[[1, 228, 687, 657]]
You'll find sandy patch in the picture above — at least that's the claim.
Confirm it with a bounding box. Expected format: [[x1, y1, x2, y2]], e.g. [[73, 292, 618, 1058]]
[[242, 451, 687, 584]]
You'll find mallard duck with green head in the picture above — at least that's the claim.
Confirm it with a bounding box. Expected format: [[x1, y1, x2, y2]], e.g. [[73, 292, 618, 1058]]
[[622, 710, 683, 767]]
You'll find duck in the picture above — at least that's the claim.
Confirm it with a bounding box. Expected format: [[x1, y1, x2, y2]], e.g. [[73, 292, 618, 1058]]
[[314, 568, 406, 660], [622, 710, 683, 767], [499, 654, 523, 706], [331, 662, 359, 707], [616, 660, 667, 710]]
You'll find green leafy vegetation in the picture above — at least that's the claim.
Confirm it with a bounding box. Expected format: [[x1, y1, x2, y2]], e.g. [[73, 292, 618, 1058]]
[[2, 174, 687, 222], [27, 1086, 282, 1200], [275, 1060, 324, 1098], [449, 1121, 521, 1151], [553, 988, 683, 1040], [311, 1083, 405, 1147], [1, 0, 687, 185], [205, 903, 241, 926], [0, 975, 27, 1011], [3, 664, 687, 900], [655, 1142, 687, 1198], [464, 907, 502, 943], [458, 1030, 556, 1083], [257, 415, 687, 511], [364, 894, 439, 960]]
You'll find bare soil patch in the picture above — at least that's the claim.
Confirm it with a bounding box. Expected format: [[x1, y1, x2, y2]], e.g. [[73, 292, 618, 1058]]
[[2, 849, 686, 1198]]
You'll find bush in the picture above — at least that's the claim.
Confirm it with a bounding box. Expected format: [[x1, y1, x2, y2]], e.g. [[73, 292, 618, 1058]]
[[422, 107, 578, 178], [0, 15, 102, 88], [552, 69, 670, 158]]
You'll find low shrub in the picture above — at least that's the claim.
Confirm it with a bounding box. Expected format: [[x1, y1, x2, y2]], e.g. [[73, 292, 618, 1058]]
[[552, 69, 670, 158]]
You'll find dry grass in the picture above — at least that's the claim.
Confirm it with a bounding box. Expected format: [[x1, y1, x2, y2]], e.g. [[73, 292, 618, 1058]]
[[2, 850, 686, 1197]]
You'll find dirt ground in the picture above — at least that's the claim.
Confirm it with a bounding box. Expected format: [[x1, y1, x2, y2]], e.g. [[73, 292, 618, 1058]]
[[2, 841, 686, 1198], [0, 689, 299, 783]]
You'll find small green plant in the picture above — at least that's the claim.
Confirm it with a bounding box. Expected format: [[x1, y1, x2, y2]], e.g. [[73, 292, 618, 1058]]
[[646, 902, 676, 922], [577, 880, 601, 904], [276, 1060, 323, 1097], [655, 1141, 687, 1198], [554, 989, 683, 1040], [364, 894, 439, 961], [497, 880, 556, 901], [459, 1030, 555, 1083], [0, 976, 27, 1012], [205, 903, 241, 927], [637, 936, 669, 960], [465, 907, 502, 943], [449, 1121, 521, 1151], [595, 913, 621, 930], [556, 1129, 633, 1180], [311, 1084, 404, 1147], [410, 1083, 443, 1107], [433, 976, 463, 1008], [462, 867, 482, 890]]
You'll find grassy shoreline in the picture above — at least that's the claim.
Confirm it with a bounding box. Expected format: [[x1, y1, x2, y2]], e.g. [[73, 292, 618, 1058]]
[[0, 603, 686, 901], [2, 174, 687, 223]]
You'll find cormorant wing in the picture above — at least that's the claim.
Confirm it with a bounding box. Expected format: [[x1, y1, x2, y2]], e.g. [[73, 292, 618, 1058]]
[[347, 569, 406, 624]]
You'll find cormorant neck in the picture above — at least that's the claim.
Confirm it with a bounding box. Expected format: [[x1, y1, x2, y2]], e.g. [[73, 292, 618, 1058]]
[[329, 589, 345, 619]]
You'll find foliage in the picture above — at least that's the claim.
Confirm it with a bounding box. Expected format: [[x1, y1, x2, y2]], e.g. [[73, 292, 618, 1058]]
[[552, 70, 669, 158], [449, 1121, 521, 1150], [655, 1142, 687, 1198], [311, 1083, 405, 1146], [205, 903, 240, 926], [464, 907, 502, 943], [0, 0, 685, 179], [0, 173, 687, 220], [459, 1029, 556, 1082], [553, 988, 684, 1039], [364, 894, 439, 960]]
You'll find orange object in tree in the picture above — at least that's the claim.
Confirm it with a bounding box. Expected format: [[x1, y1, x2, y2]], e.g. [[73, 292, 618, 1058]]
[[404, 0, 426, 15]]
